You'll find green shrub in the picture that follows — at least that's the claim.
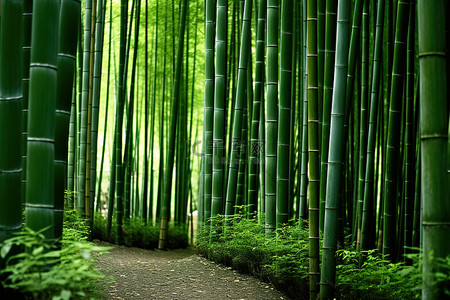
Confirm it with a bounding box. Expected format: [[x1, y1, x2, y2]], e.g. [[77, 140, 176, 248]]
[[63, 209, 91, 243], [197, 214, 432, 299], [335, 249, 421, 299], [197, 215, 310, 299], [0, 227, 110, 300]]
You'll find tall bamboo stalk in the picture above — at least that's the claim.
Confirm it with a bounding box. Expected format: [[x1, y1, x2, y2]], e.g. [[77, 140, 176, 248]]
[[55, 0, 81, 238], [25, 0, 59, 241], [225, 0, 252, 218], [320, 0, 351, 298], [355, 0, 369, 250], [319, 0, 337, 231], [307, 0, 320, 297], [382, 0, 410, 259], [202, 0, 215, 226], [360, 0, 385, 250], [403, 1, 415, 257], [248, 0, 266, 217], [265, 0, 278, 236], [21, 0, 32, 205], [276, 0, 293, 229], [418, 0, 449, 298], [0, 0, 23, 245], [90, 0, 106, 221], [114, 0, 128, 244], [78, 0, 93, 217], [211, 0, 227, 229]]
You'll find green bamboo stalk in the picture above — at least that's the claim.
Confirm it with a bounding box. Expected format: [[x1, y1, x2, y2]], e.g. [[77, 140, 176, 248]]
[[234, 99, 248, 215], [141, 0, 149, 222], [418, 0, 449, 298], [355, 0, 369, 251], [202, 0, 215, 226], [21, 0, 32, 205], [90, 0, 106, 220], [317, 0, 325, 152], [382, 0, 410, 259], [403, 2, 415, 257], [264, 0, 278, 236], [276, 0, 294, 229], [307, 0, 320, 297], [258, 52, 266, 220], [67, 86, 77, 207], [55, 0, 81, 239], [25, 0, 58, 240], [95, 0, 113, 213], [78, 0, 93, 217], [114, 0, 128, 245], [360, 0, 385, 250], [319, 0, 337, 231], [298, 0, 308, 222], [149, 0, 159, 222], [156, 0, 169, 222], [344, 0, 363, 241], [344, 0, 363, 135], [295, 0, 303, 224], [320, 0, 351, 298], [248, 0, 266, 217], [158, 0, 188, 250], [225, 0, 252, 218], [0, 0, 23, 245], [123, 0, 140, 222], [84, 0, 97, 223], [211, 0, 227, 229]]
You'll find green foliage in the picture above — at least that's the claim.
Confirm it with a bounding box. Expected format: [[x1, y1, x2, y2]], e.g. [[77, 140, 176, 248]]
[[63, 209, 91, 243], [198, 212, 441, 300], [0, 226, 110, 299], [93, 214, 188, 249], [422, 250, 450, 297], [197, 214, 310, 299], [335, 249, 421, 299]]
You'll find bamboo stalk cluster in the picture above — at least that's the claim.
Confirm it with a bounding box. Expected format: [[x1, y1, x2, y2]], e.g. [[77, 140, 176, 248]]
[[0, 0, 449, 299], [198, 0, 449, 299]]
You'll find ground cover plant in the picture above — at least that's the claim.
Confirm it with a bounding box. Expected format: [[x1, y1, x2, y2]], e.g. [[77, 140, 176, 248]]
[[196, 214, 437, 300], [0, 210, 110, 299]]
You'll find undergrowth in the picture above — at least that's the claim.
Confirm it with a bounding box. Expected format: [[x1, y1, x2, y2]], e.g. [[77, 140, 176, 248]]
[[93, 214, 189, 249], [197, 214, 309, 299], [196, 213, 431, 300], [0, 208, 111, 300]]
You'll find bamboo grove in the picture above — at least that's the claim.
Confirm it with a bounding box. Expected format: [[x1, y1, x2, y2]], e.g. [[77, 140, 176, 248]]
[[0, 0, 204, 262], [198, 0, 449, 299], [0, 0, 449, 299]]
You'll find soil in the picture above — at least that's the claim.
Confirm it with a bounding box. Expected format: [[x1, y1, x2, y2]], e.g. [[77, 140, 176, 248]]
[[94, 240, 290, 300]]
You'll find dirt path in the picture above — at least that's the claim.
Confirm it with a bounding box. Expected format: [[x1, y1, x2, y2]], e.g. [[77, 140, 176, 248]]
[[94, 241, 289, 300]]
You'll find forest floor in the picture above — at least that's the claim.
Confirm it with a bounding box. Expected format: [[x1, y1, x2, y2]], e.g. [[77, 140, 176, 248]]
[[93, 240, 289, 300]]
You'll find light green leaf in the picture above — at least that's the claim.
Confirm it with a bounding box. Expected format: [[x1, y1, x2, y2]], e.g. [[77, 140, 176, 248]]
[[1, 243, 12, 258]]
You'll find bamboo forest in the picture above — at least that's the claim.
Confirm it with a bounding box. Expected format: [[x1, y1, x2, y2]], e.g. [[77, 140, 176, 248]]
[[0, 0, 449, 299]]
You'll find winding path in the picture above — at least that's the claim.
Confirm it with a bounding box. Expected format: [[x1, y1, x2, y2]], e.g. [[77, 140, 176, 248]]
[[94, 241, 289, 300]]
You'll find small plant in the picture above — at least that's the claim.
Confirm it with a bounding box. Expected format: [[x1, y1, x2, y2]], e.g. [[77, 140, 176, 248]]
[[0, 225, 110, 299], [63, 209, 91, 243]]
